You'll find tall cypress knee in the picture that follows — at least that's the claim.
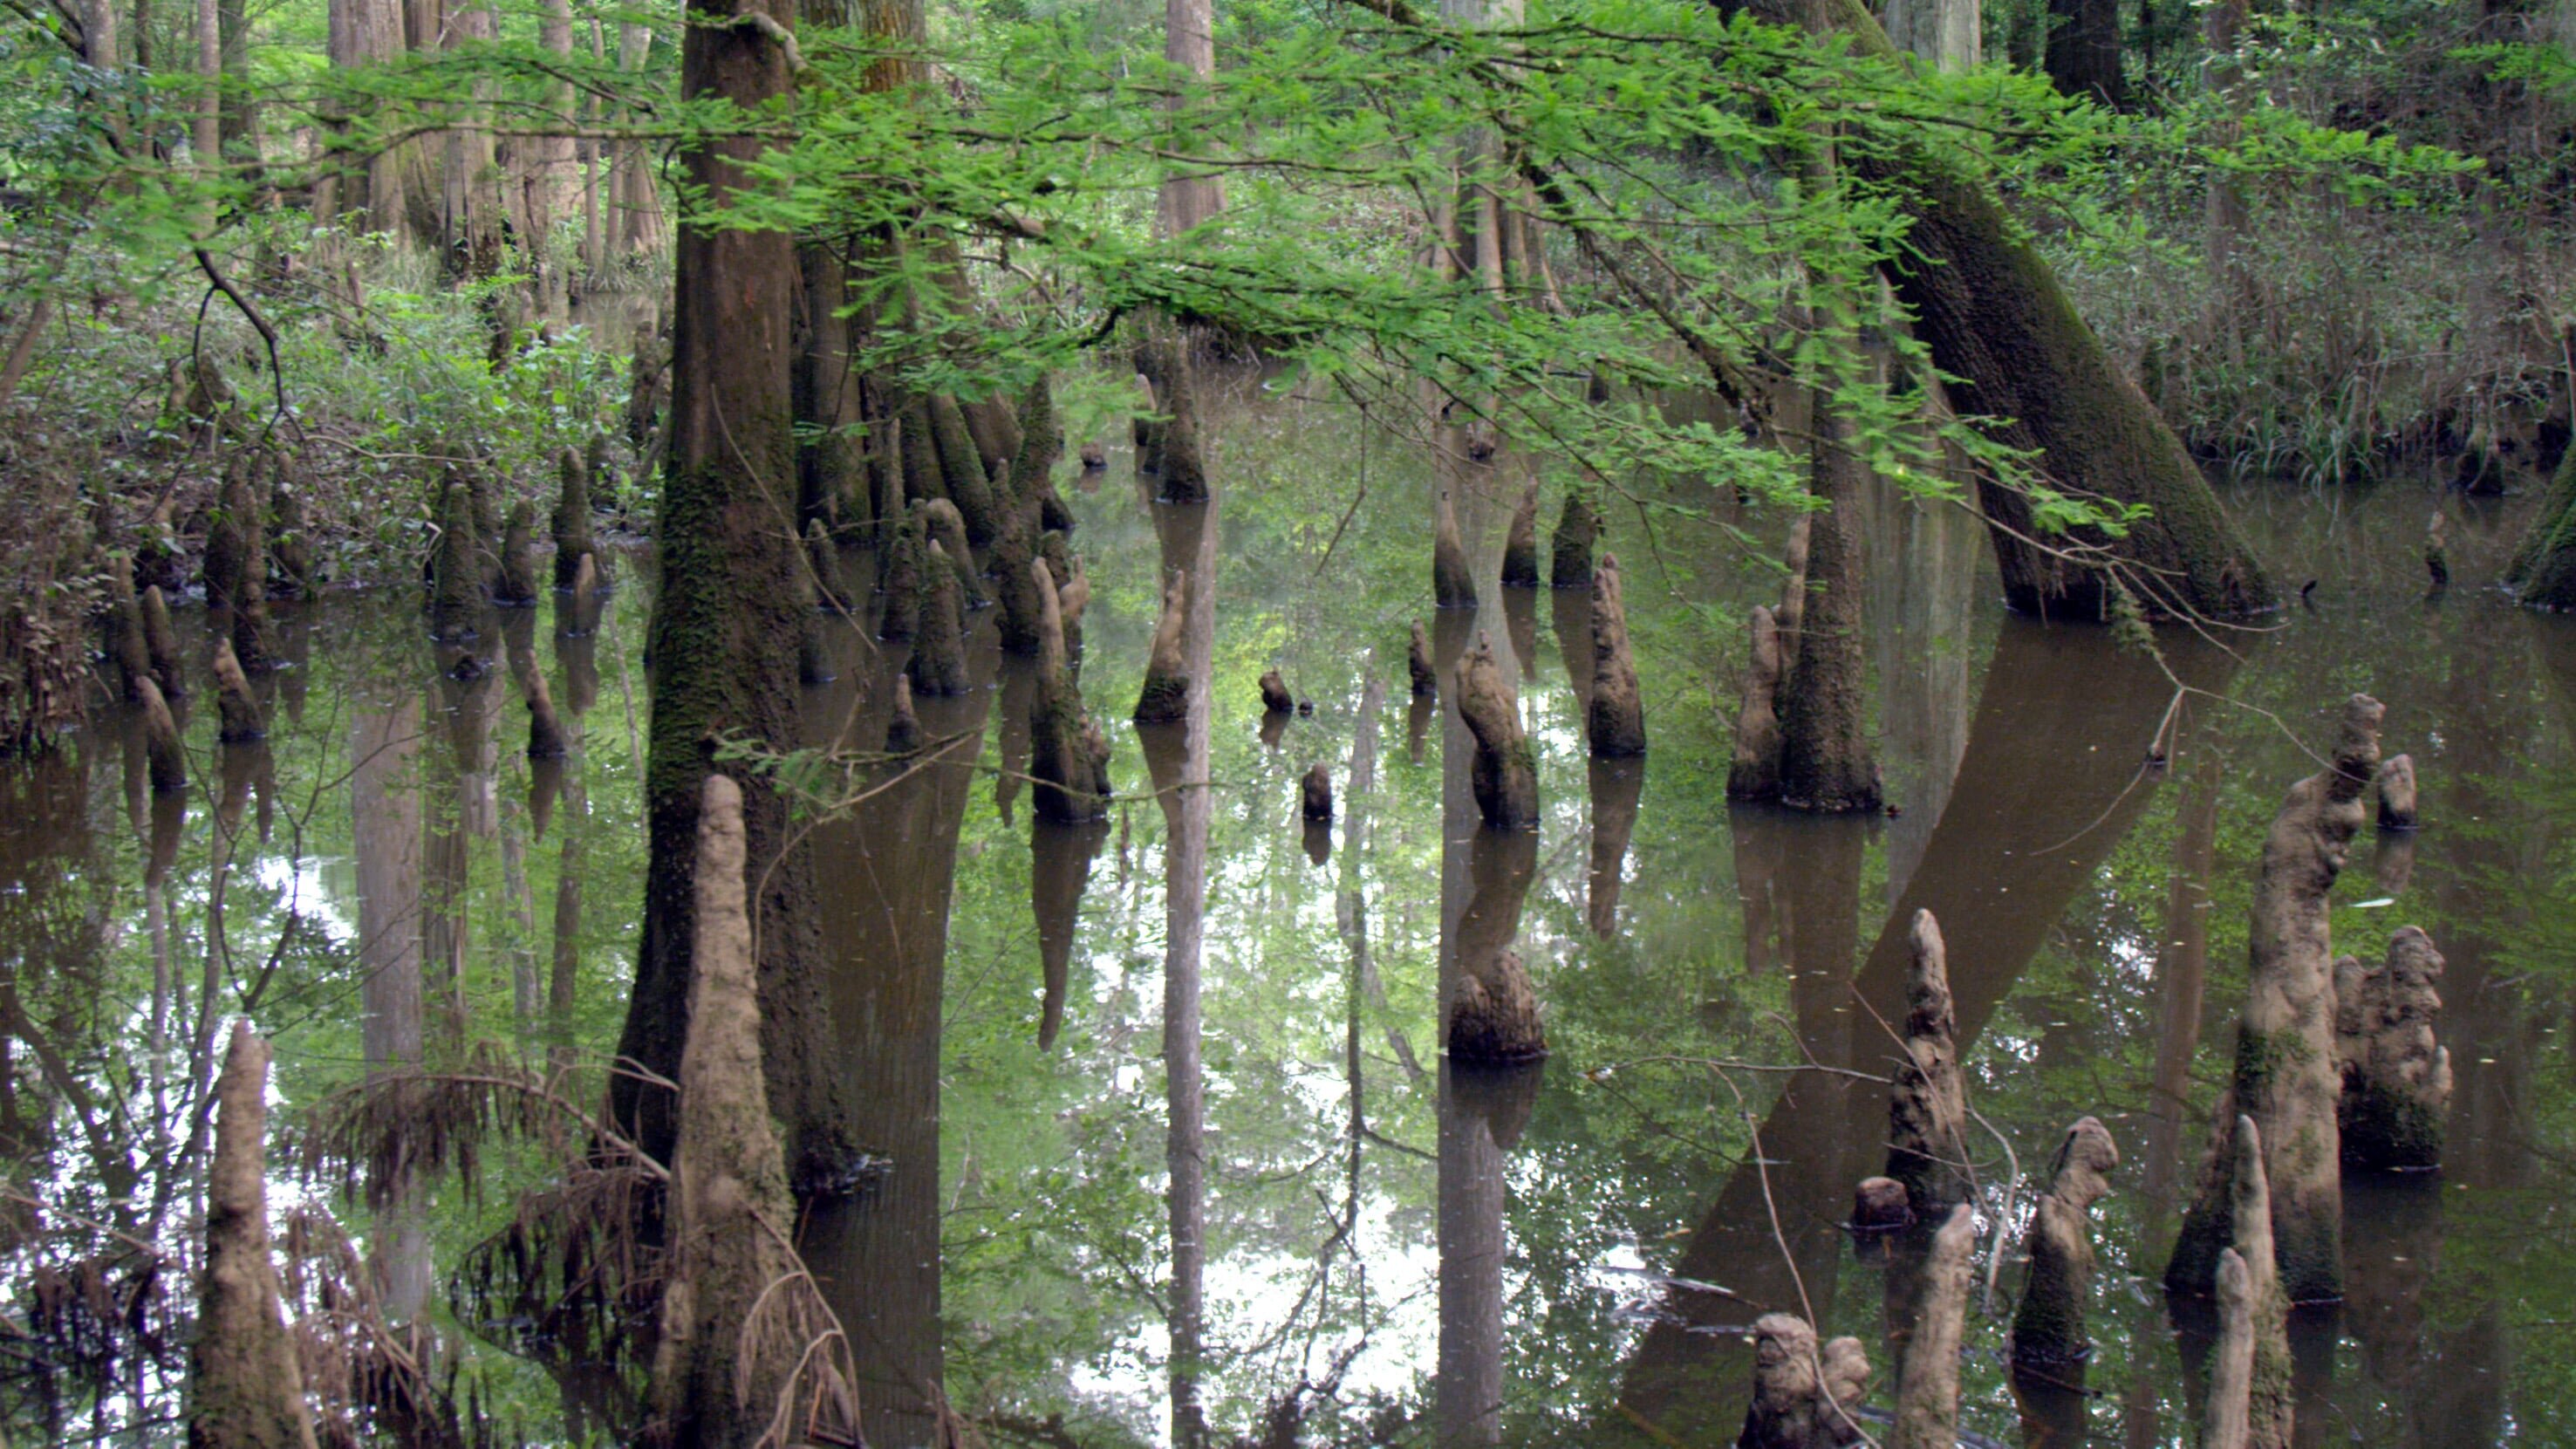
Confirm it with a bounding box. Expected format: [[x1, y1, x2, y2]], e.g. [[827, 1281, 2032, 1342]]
[[552, 443, 596, 589], [1726, 605, 1785, 800], [907, 540, 970, 697], [1549, 489, 1597, 590], [1585, 551, 1643, 756], [1433, 489, 1478, 609], [1135, 567, 1192, 722], [1500, 479, 1541, 586], [1453, 631, 1537, 830]]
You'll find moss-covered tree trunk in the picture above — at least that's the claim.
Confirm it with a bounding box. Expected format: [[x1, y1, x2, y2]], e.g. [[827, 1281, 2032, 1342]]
[[609, 0, 857, 1194], [2506, 440, 2576, 608], [1728, 0, 2272, 621]]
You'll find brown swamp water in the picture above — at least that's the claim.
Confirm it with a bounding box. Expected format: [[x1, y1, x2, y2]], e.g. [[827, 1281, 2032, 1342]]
[[3, 373, 2573, 1446]]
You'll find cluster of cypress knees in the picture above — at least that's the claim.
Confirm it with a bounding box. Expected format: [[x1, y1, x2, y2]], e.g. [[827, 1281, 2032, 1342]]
[[1739, 696, 2449, 1449]]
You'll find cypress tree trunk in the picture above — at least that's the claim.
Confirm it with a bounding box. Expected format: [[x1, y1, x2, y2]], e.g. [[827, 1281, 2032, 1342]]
[[1730, 0, 2272, 620], [1776, 407, 1881, 811], [610, 0, 858, 1193], [2507, 440, 2576, 607]]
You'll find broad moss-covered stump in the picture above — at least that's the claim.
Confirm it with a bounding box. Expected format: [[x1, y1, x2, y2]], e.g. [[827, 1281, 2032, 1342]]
[[2169, 694, 2380, 1306], [1135, 569, 1192, 723], [2334, 926, 2451, 1171], [1500, 480, 1542, 586], [2011, 1117, 2119, 1367], [1887, 909, 1973, 1218], [1433, 489, 1478, 609], [1727, 605, 1786, 800], [1586, 552, 1644, 757], [1737, 1314, 1870, 1449], [1454, 632, 1538, 830], [188, 1020, 320, 1449]]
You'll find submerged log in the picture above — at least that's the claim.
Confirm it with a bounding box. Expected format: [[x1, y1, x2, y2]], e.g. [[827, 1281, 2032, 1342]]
[[1887, 909, 1972, 1217], [553, 444, 596, 589], [650, 774, 861, 1449], [1586, 552, 1644, 756], [1737, 1313, 1870, 1449], [908, 540, 971, 697], [139, 676, 186, 795], [2169, 694, 2381, 1305], [141, 584, 184, 700], [1500, 480, 1542, 586], [1259, 667, 1295, 715], [495, 501, 540, 606], [2010, 1116, 2119, 1366], [213, 638, 264, 743], [1136, 569, 1192, 722], [1726, 605, 1786, 800], [1408, 620, 1438, 698], [1454, 631, 1538, 830], [1030, 559, 1112, 823], [1433, 489, 1479, 609], [1888, 1203, 1974, 1449], [188, 1020, 319, 1449], [1302, 762, 1334, 822], [2374, 753, 2417, 830], [1550, 489, 1598, 591], [2334, 926, 2451, 1171]]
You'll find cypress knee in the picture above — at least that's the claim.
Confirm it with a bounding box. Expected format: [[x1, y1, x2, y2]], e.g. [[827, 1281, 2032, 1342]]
[[1056, 555, 1090, 664], [138, 676, 186, 795], [877, 507, 925, 641], [2422, 511, 2449, 591], [2205, 1249, 2258, 1449], [919, 497, 988, 611], [553, 443, 597, 589], [1727, 605, 1786, 800], [1739, 1314, 1871, 1449], [2169, 694, 2380, 1305], [1007, 375, 1073, 532], [428, 475, 484, 642], [805, 517, 844, 612], [267, 473, 311, 598], [1433, 489, 1478, 609], [899, 394, 945, 505], [141, 584, 184, 700], [886, 673, 921, 754], [930, 392, 1003, 544], [2010, 1117, 2119, 1366], [213, 638, 264, 743], [1586, 553, 1644, 756], [2375, 753, 2417, 830], [1454, 632, 1538, 830], [495, 501, 540, 606], [103, 554, 154, 701], [1549, 489, 1598, 590], [1259, 667, 1295, 716], [1029, 559, 1112, 823], [2334, 926, 2451, 1171], [188, 1022, 319, 1449], [202, 455, 258, 610], [1500, 480, 1542, 586], [1888, 1204, 1974, 1449], [2216, 1115, 2296, 1449], [1135, 569, 1192, 722], [1302, 762, 1334, 822], [524, 662, 568, 760], [992, 502, 1044, 653], [907, 541, 971, 697], [1408, 620, 1437, 698], [1887, 909, 1972, 1218]]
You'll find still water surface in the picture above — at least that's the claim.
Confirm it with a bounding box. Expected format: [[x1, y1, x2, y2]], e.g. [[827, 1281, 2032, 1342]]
[[3, 376, 2572, 1446]]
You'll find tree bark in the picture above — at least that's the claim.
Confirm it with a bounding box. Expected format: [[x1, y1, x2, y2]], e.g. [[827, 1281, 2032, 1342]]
[[2043, 0, 2126, 106], [1777, 408, 1880, 811], [188, 1022, 320, 1449], [610, 0, 857, 1193]]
